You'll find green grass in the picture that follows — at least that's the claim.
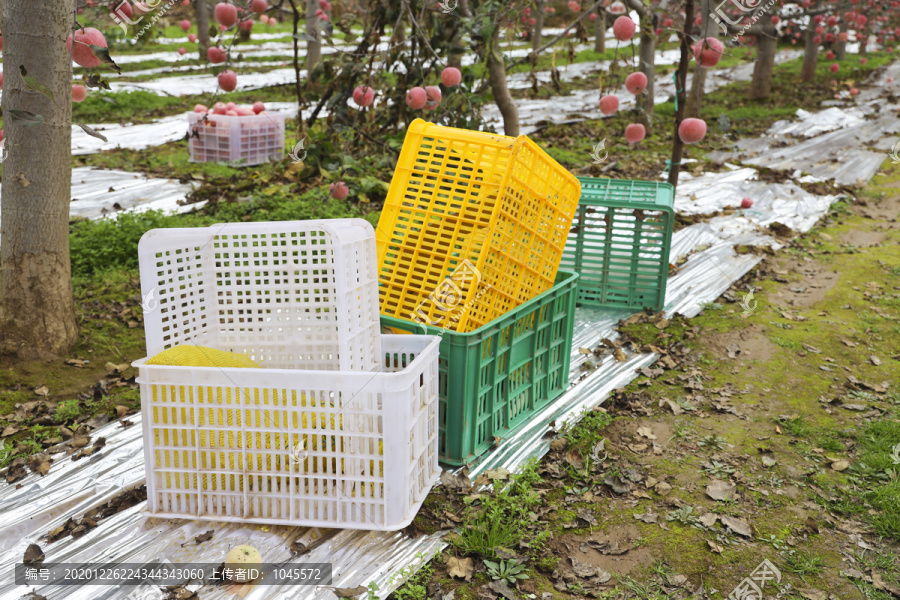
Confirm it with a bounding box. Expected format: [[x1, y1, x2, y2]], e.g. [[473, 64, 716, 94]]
[[780, 549, 827, 581], [452, 460, 543, 559], [852, 416, 900, 539], [69, 183, 370, 277]]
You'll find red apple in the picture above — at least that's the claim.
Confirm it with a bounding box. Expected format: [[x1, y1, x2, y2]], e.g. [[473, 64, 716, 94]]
[[72, 84, 88, 102], [180, 19, 191, 32], [425, 85, 442, 109], [215, 2, 239, 27], [330, 182, 349, 200], [624, 123, 646, 144], [693, 37, 724, 68], [406, 87, 427, 109], [612, 16, 636, 41], [250, 0, 268, 13], [114, 1, 133, 18], [207, 46, 228, 63], [625, 72, 648, 94], [740, 197, 753, 209], [252, 101, 265, 114], [441, 66, 462, 87], [599, 94, 619, 115], [66, 27, 108, 68], [352, 85, 375, 107], [218, 70, 237, 92], [678, 118, 707, 144]]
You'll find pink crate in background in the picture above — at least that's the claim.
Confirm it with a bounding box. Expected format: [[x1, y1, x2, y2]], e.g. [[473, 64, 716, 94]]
[[188, 111, 286, 166]]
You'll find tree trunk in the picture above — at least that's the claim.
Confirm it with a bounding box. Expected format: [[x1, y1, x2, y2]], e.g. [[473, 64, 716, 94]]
[[487, 31, 519, 136], [288, 0, 305, 136], [667, 0, 694, 190], [835, 19, 848, 60], [749, 20, 777, 100], [532, 0, 545, 52], [685, 67, 706, 118], [195, 0, 210, 60], [801, 26, 818, 82], [305, 0, 321, 71], [685, 0, 716, 117], [637, 11, 656, 120], [0, 0, 78, 359], [594, 8, 605, 52]]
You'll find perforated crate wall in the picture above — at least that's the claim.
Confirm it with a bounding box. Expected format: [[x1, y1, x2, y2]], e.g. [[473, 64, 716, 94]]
[[138, 219, 382, 373], [560, 178, 674, 312], [382, 270, 578, 465], [133, 335, 440, 530], [188, 112, 286, 166], [376, 119, 581, 333]]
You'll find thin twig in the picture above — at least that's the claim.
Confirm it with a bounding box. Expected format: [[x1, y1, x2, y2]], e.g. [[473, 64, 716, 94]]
[[510, 0, 607, 69]]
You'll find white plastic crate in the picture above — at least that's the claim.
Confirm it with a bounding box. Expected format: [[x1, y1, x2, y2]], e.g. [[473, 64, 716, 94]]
[[188, 111, 286, 166], [133, 334, 441, 530], [138, 219, 382, 373]]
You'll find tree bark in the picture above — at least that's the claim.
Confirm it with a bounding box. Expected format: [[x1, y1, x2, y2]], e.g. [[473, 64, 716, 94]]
[[685, 0, 716, 118], [801, 26, 818, 82], [835, 19, 848, 60], [532, 0, 545, 52], [0, 0, 78, 359], [594, 8, 605, 52], [667, 0, 694, 189], [305, 0, 321, 71], [749, 19, 777, 100], [487, 31, 519, 136], [637, 11, 656, 120], [288, 0, 305, 136], [195, 0, 210, 60]]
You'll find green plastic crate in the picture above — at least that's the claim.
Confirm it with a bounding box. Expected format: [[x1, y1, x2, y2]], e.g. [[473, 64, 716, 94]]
[[381, 270, 579, 466], [560, 177, 674, 311]]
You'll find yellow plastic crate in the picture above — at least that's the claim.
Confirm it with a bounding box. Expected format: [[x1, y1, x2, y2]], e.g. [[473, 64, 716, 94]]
[[376, 119, 581, 333]]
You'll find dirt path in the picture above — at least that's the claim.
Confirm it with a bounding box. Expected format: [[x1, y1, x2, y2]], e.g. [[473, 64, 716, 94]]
[[403, 173, 900, 600]]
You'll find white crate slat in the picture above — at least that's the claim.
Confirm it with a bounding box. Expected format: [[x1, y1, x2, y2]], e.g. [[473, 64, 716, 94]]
[[138, 219, 383, 373], [134, 335, 441, 530]]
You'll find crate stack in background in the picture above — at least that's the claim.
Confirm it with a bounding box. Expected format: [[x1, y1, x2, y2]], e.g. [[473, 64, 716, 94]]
[[376, 119, 583, 465]]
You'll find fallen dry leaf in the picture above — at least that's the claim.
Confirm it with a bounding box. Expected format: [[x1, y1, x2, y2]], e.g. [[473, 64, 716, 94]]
[[439, 468, 471, 492], [485, 467, 510, 481], [636, 426, 657, 440], [699, 513, 719, 528], [720, 515, 752, 537], [23, 544, 44, 564], [328, 586, 368, 598], [706, 480, 737, 502], [446, 556, 474, 581], [634, 512, 659, 523]]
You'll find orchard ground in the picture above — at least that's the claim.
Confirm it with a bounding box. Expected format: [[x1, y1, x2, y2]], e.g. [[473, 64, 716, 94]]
[[0, 2, 899, 600]]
